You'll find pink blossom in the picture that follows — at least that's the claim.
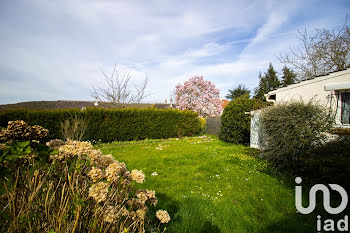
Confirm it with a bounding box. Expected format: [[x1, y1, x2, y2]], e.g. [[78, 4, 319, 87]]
[[175, 76, 223, 117]]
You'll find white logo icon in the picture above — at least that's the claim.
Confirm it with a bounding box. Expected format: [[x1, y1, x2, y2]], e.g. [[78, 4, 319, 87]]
[[295, 177, 348, 215]]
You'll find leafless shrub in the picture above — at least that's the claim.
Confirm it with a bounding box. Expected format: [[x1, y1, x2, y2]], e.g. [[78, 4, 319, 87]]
[[60, 114, 88, 141]]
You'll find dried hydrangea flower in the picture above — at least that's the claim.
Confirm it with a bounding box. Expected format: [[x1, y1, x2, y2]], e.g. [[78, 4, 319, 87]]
[[136, 191, 148, 204], [136, 209, 146, 220], [136, 189, 157, 206], [106, 162, 126, 182], [156, 210, 171, 223], [46, 139, 65, 150], [88, 149, 103, 165], [0, 120, 49, 142], [88, 167, 104, 182], [99, 154, 116, 167], [122, 170, 131, 179], [30, 125, 49, 139], [59, 140, 93, 158], [146, 190, 158, 206], [145, 190, 156, 199], [103, 205, 118, 223], [131, 170, 145, 183], [89, 182, 109, 203], [121, 170, 131, 186]]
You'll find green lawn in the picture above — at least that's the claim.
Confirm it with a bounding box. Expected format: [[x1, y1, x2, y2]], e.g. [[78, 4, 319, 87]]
[[95, 135, 316, 233]]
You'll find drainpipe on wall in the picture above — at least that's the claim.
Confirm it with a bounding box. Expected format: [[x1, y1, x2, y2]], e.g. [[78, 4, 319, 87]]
[[264, 94, 276, 103]]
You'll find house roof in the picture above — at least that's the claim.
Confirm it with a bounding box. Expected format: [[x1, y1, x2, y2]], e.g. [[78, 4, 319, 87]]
[[267, 68, 350, 95], [0, 100, 163, 111], [153, 103, 175, 109], [221, 99, 230, 108]]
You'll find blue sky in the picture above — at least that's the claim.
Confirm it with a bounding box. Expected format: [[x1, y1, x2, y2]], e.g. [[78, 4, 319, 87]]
[[0, 0, 349, 104]]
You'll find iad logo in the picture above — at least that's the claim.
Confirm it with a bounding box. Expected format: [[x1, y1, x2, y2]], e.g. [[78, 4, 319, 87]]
[[295, 177, 348, 231], [295, 177, 348, 214]]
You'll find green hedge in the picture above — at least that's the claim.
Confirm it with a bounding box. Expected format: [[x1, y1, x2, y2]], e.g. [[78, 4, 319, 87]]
[[220, 95, 268, 144], [0, 108, 201, 142]]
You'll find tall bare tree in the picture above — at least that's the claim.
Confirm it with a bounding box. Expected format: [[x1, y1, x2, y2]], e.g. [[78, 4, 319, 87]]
[[279, 16, 350, 80], [91, 65, 150, 105]]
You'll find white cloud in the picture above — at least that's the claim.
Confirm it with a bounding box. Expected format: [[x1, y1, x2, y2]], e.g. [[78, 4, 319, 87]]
[[0, 0, 348, 104]]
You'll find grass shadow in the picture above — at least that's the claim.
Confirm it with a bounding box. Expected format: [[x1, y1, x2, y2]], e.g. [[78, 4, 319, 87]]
[[152, 195, 223, 233], [257, 215, 316, 233], [200, 221, 222, 233], [147, 192, 181, 232]]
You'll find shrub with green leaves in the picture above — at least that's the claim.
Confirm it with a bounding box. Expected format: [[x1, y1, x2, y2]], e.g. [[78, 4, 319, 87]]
[[220, 95, 267, 144], [260, 100, 334, 172], [0, 108, 201, 142]]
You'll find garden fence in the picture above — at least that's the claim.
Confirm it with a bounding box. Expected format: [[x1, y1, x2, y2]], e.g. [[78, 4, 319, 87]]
[[206, 116, 221, 136]]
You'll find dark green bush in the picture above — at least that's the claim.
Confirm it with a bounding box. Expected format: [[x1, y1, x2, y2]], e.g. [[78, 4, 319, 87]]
[[302, 135, 350, 187], [220, 95, 267, 144], [260, 100, 334, 173], [0, 108, 200, 142]]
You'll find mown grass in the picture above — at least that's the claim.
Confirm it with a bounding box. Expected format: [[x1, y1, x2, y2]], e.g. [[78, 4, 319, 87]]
[[95, 135, 317, 233]]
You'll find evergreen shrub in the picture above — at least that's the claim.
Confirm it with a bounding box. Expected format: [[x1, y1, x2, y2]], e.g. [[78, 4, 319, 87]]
[[220, 95, 267, 144], [0, 108, 200, 142], [260, 100, 334, 172]]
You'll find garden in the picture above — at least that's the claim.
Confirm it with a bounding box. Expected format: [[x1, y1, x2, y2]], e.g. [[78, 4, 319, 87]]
[[94, 136, 317, 233], [2, 5, 350, 232], [0, 119, 317, 233], [0, 82, 349, 232]]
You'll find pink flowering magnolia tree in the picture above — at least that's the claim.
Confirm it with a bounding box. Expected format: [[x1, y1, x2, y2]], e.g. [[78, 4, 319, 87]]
[[175, 76, 223, 117]]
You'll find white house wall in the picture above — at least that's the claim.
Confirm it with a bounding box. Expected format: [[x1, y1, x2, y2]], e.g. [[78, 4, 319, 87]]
[[267, 69, 350, 125], [250, 69, 350, 149]]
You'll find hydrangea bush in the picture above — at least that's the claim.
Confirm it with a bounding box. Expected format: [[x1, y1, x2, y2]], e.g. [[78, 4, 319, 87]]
[[175, 76, 223, 117], [0, 120, 49, 142], [0, 121, 170, 233]]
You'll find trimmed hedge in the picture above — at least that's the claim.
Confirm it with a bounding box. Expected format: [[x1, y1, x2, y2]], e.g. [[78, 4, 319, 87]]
[[0, 108, 201, 142], [220, 95, 268, 144]]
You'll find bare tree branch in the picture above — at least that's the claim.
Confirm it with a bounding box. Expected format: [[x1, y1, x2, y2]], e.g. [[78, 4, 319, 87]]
[[278, 15, 350, 80], [91, 65, 151, 106]]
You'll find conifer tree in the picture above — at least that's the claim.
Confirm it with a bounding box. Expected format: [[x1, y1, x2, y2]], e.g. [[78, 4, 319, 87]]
[[265, 63, 280, 91], [253, 72, 267, 100], [254, 63, 280, 100], [281, 66, 297, 87], [226, 84, 250, 100]]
